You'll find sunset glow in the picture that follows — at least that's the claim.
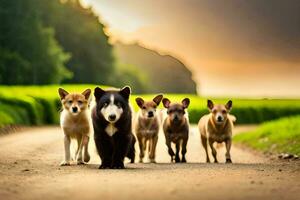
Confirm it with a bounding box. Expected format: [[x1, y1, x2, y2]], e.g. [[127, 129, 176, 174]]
[[82, 0, 300, 97]]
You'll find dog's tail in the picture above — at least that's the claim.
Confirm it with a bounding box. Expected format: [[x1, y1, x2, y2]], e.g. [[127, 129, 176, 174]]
[[127, 134, 136, 163]]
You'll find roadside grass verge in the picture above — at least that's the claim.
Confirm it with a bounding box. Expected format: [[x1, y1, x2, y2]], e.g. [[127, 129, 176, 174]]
[[234, 116, 300, 156]]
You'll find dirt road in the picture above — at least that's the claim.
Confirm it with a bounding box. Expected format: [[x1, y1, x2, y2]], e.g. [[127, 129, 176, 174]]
[[0, 126, 299, 200]]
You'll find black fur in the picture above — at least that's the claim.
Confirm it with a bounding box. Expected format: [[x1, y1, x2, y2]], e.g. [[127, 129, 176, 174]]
[[92, 87, 135, 169]]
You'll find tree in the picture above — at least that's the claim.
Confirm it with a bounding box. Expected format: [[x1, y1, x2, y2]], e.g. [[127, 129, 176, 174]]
[[37, 0, 115, 84], [0, 0, 71, 85]]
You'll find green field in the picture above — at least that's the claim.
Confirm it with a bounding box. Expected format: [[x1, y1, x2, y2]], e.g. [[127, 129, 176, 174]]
[[1, 85, 300, 128], [234, 116, 300, 155]]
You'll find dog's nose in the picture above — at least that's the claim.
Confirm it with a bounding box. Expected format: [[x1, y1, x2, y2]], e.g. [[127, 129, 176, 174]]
[[148, 111, 154, 118], [108, 114, 116, 121], [72, 107, 78, 113], [217, 116, 223, 122], [174, 115, 179, 121]]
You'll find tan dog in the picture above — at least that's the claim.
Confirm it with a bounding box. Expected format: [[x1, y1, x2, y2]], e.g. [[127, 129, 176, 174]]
[[198, 100, 234, 163], [134, 95, 163, 163], [162, 98, 190, 163], [59, 88, 92, 166]]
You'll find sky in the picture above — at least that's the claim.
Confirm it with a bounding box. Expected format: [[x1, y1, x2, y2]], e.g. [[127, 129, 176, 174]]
[[82, 0, 300, 97]]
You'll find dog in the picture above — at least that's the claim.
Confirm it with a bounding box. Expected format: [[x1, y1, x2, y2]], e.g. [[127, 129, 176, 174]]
[[162, 98, 190, 163], [198, 100, 234, 163], [92, 86, 136, 169], [58, 88, 92, 166], [134, 94, 163, 163]]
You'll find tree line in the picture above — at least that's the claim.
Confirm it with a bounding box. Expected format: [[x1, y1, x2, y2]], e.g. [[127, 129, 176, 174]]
[[0, 0, 134, 87]]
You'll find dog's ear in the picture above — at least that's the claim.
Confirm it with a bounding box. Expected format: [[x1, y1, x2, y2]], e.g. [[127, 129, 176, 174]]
[[182, 98, 190, 109], [153, 94, 163, 106], [82, 89, 91, 100], [119, 86, 131, 100], [207, 100, 214, 111], [135, 97, 144, 108], [225, 100, 233, 111], [58, 88, 69, 100], [162, 98, 171, 108], [94, 87, 106, 100]]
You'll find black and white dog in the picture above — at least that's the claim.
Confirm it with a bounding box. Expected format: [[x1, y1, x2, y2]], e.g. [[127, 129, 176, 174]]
[[92, 86, 135, 169]]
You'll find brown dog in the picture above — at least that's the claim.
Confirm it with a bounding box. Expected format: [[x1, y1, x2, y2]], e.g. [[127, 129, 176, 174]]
[[59, 88, 92, 166], [198, 100, 234, 163], [134, 95, 163, 163], [162, 98, 190, 163]]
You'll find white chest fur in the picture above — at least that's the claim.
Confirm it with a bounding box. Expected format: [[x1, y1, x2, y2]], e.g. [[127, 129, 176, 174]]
[[105, 123, 118, 137]]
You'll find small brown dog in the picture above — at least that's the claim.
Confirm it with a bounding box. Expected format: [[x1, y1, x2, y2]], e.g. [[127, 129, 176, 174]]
[[134, 95, 163, 163], [198, 100, 234, 163], [162, 98, 190, 163], [59, 88, 92, 166]]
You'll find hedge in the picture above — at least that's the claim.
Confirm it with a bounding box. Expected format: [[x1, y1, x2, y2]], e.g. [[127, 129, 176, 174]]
[[0, 85, 300, 129]]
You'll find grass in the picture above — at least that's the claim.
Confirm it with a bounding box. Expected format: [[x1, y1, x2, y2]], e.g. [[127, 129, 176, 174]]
[[0, 85, 300, 128], [234, 115, 300, 155]]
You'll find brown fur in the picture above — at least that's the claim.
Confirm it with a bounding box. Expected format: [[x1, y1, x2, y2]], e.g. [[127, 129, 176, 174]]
[[198, 100, 234, 163], [134, 95, 163, 163], [162, 98, 190, 163], [59, 88, 92, 166]]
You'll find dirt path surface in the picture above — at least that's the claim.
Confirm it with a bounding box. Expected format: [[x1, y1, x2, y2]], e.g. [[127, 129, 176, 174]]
[[0, 125, 299, 200]]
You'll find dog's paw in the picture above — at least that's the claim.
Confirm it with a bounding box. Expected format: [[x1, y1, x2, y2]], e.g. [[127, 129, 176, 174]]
[[149, 158, 156, 163], [77, 160, 85, 165], [111, 162, 125, 169], [226, 158, 232, 164], [99, 164, 110, 169], [181, 158, 187, 163], [60, 161, 71, 166]]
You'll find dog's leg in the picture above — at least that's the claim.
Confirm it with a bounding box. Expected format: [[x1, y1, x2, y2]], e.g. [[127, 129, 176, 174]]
[[149, 136, 158, 163], [111, 134, 130, 169], [137, 135, 145, 163], [166, 139, 175, 162], [181, 138, 188, 163], [225, 139, 232, 163], [83, 135, 90, 163], [76, 135, 84, 165], [96, 136, 113, 169], [60, 135, 71, 166], [175, 141, 181, 163], [209, 139, 218, 163], [201, 135, 210, 163]]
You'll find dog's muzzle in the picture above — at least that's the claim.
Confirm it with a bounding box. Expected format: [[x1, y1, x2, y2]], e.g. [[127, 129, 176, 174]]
[[108, 114, 116, 122]]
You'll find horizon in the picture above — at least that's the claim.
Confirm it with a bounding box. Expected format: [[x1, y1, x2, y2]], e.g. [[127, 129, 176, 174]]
[[81, 0, 300, 98]]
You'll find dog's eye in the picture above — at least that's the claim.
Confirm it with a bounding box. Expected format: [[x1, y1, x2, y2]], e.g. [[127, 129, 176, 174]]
[[103, 102, 108, 107], [222, 110, 227, 114], [78, 100, 83, 105], [153, 105, 157, 109], [68, 100, 73, 104], [142, 106, 146, 109], [212, 110, 217, 114], [116, 102, 122, 108]]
